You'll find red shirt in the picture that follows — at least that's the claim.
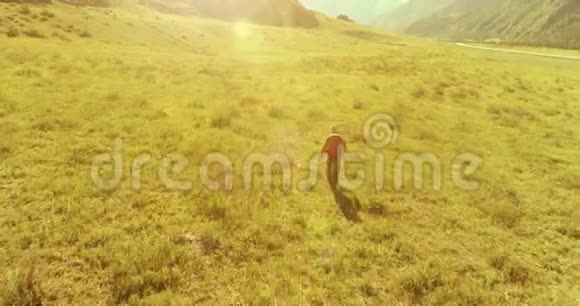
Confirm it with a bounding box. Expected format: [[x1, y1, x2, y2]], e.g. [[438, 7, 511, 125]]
[[321, 134, 346, 160]]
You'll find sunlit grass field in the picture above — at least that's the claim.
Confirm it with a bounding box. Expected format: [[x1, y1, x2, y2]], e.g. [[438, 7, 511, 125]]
[[0, 2, 579, 304]]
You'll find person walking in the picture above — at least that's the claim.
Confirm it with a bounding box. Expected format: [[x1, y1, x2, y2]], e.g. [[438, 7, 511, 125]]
[[321, 125, 346, 191]]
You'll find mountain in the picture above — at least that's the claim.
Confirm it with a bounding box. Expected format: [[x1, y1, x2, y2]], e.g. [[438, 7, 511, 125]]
[[147, 0, 319, 27], [403, 0, 580, 48], [299, 0, 402, 24], [374, 0, 455, 29]]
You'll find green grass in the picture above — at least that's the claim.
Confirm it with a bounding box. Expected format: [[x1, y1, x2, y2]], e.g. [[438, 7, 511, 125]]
[[0, 2, 579, 304]]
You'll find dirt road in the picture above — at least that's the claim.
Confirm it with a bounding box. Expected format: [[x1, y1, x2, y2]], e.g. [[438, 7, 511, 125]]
[[456, 43, 580, 61]]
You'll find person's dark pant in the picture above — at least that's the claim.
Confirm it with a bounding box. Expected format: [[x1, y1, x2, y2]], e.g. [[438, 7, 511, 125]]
[[327, 158, 340, 191]]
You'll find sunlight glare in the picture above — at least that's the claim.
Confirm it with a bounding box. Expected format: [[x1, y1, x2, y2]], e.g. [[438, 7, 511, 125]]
[[233, 21, 252, 38]]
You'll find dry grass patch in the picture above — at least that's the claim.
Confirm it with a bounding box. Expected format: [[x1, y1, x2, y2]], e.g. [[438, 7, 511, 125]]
[[0, 265, 44, 306], [268, 105, 285, 119], [22, 28, 45, 38]]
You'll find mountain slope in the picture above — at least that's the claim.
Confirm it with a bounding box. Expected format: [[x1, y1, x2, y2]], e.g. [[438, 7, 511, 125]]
[[406, 0, 580, 48], [299, 0, 401, 24], [374, 0, 455, 29], [147, 0, 320, 27]]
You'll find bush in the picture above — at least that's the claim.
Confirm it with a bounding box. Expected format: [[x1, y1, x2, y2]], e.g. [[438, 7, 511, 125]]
[[307, 108, 325, 120], [366, 201, 386, 216], [240, 96, 263, 107], [22, 29, 46, 38], [352, 100, 365, 110], [210, 111, 233, 129], [559, 174, 580, 190], [412, 86, 427, 98], [6, 27, 19, 38], [55, 33, 70, 41], [60, 0, 111, 6], [78, 31, 92, 38], [109, 242, 188, 303], [18, 7, 31, 15], [337, 14, 354, 23], [197, 232, 222, 255], [105, 93, 121, 101], [0, 266, 44, 306], [268, 106, 285, 119], [40, 10, 55, 18], [399, 265, 445, 304], [14, 68, 42, 78], [488, 253, 531, 284]]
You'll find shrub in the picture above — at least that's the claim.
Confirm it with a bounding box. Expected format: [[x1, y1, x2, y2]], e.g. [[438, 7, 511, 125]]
[[210, 111, 232, 129], [412, 86, 427, 98], [488, 253, 508, 270], [0, 266, 44, 305], [105, 93, 121, 101], [449, 88, 468, 101], [64, 24, 75, 33], [367, 201, 386, 216], [189, 101, 205, 109], [503, 86, 516, 93], [488, 254, 531, 284], [78, 31, 92, 38], [352, 100, 365, 110], [506, 262, 530, 284], [476, 185, 523, 228], [268, 105, 285, 119], [22, 29, 46, 38], [203, 201, 227, 221], [369, 83, 380, 91], [18, 7, 31, 15], [337, 14, 354, 23], [56, 33, 70, 41], [307, 108, 325, 120], [14, 68, 42, 78], [197, 232, 222, 255], [6, 27, 19, 38], [92, 0, 112, 7], [492, 202, 522, 228], [559, 174, 580, 190], [40, 10, 55, 18], [110, 242, 187, 303], [399, 265, 445, 304], [240, 96, 263, 107]]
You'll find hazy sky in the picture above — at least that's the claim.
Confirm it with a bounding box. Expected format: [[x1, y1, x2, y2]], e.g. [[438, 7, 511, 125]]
[[299, 0, 408, 24]]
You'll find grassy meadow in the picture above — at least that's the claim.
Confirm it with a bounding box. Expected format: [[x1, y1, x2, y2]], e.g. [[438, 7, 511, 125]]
[[0, 2, 579, 305]]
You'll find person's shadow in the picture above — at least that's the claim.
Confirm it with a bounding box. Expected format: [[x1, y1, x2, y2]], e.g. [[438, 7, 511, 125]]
[[332, 188, 362, 223]]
